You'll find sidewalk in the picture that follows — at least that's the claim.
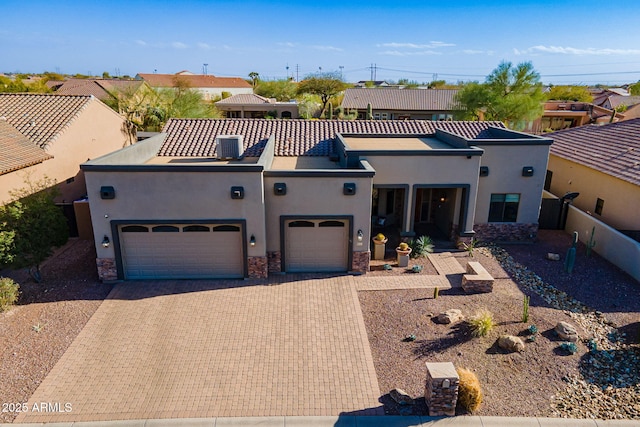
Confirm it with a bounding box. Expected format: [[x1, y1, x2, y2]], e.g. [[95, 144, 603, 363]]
[[4, 415, 639, 426]]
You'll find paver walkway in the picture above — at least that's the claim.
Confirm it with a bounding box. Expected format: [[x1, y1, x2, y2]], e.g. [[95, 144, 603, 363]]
[[16, 275, 382, 423]]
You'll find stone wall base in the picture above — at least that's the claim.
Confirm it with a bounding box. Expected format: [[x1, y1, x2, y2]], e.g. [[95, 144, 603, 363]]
[[351, 251, 370, 274], [267, 251, 281, 273], [425, 362, 459, 416], [96, 258, 117, 282], [248, 256, 268, 279], [473, 223, 538, 243]]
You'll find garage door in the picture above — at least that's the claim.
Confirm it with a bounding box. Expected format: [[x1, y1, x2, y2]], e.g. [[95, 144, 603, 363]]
[[284, 219, 349, 273], [119, 223, 244, 279]]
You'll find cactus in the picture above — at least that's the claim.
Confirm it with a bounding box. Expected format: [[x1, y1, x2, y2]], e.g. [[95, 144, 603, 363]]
[[564, 231, 578, 273], [366, 102, 373, 120], [586, 226, 597, 257], [522, 295, 530, 323], [433, 287, 439, 299], [327, 103, 333, 119]]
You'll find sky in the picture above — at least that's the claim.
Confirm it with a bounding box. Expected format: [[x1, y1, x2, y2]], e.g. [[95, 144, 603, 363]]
[[2, 0, 640, 85]]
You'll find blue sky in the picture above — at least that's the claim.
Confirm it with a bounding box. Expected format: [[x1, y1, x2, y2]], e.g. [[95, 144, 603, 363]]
[[2, 0, 640, 85]]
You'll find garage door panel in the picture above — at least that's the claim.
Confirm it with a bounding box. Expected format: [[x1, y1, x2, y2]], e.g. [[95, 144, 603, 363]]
[[119, 223, 243, 279], [285, 219, 348, 273]]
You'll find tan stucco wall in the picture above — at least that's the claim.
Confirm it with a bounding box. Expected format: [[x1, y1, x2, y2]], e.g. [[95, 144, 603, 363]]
[[548, 155, 640, 231], [200, 87, 253, 100], [474, 144, 550, 224], [85, 170, 267, 259], [364, 155, 481, 233], [263, 175, 372, 253], [0, 100, 129, 204]]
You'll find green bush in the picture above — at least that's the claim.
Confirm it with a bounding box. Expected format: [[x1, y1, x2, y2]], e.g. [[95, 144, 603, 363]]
[[456, 367, 483, 413], [408, 235, 434, 258], [468, 309, 495, 337], [0, 277, 19, 311]]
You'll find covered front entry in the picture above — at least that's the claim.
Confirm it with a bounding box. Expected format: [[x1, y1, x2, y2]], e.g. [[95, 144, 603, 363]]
[[117, 222, 245, 279], [412, 186, 466, 241], [283, 218, 350, 273]]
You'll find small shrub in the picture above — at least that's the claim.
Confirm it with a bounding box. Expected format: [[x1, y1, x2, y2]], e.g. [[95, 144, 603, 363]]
[[528, 324, 538, 335], [456, 367, 483, 413], [408, 235, 434, 258], [559, 342, 578, 355], [459, 238, 479, 257], [411, 265, 423, 273], [398, 242, 409, 251], [0, 277, 20, 311], [468, 309, 494, 337]]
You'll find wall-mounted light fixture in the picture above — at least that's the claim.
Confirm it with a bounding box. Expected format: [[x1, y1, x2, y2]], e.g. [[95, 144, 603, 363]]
[[440, 193, 446, 203], [249, 235, 256, 247], [357, 229, 363, 242], [101, 235, 110, 248]]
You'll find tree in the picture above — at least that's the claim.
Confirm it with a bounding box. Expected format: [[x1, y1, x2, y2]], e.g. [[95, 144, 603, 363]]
[[455, 61, 545, 130], [248, 71, 260, 89], [0, 177, 69, 282], [629, 81, 640, 96], [255, 79, 298, 101], [546, 85, 593, 102], [296, 72, 348, 118]]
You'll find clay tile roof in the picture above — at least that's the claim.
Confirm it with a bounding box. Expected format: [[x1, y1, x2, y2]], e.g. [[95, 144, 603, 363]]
[[56, 79, 144, 101], [215, 94, 272, 105], [137, 73, 251, 89], [549, 118, 640, 186], [0, 93, 94, 148], [159, 119, 506, 158], [0, 119, 53, 175], [341, 88, 460, 111]]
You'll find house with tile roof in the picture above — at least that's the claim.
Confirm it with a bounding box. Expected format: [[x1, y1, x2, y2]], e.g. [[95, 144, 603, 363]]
[[523, 101, 624, 134], [0, 93, 131, 209], [215, 94, 300, 119], [81, 118, 551, 281], [55, 78, 150, 103], [545, 118, 640, 237], [341, 88, 460, 120], [135, 71, 252, 101]]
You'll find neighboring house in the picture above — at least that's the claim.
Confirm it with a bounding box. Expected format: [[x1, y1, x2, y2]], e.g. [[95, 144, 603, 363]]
[[0, 93, 131, 206], [545, 118, 640, 238], [341, 88, 459, 120], [524, 101, 623, 134], [55, 78, 149, 103], [81, 118, 551, 282], [354, 81, 390, 88], [135, 70, 252, 101], [215, 94, 299, 118]]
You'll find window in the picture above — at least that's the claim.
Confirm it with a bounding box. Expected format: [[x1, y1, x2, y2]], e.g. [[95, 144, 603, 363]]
[[544, 170, 553, 192], [488, 193, 520, 222], [381, 113, 388, 120], [373, 113, 381, 120], [595, 198, 604, 216]]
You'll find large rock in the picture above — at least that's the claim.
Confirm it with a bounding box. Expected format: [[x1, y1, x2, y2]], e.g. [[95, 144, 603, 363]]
[[434, 309, 464, 324], [498, 335, 525, 352], [390, 388, 414, 405], [555, 321, 579, 342]]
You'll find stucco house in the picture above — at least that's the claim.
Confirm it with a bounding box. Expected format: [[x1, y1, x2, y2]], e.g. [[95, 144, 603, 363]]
[[55, 78, 149, 102], [215, 94, 299, 118], [341, 88, 460, 120], [545, 118, 640, 240], [0, 93, 131, 206], [81, 118, 551, 281], [136, 71, 252, 101], [524, 101, 623, 135]]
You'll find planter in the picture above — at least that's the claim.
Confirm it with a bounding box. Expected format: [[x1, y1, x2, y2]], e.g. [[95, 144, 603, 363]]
[[396, 247, 412, 267], [372, 237, 388, 260]]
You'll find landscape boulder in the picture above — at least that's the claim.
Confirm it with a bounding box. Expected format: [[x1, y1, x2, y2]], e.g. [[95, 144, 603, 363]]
[[434, 309, 464, 324], [546, 253, 561, 261], [498, 335, 525, 352], [390, 388, 414, 405], [555, 321, 579, 342]]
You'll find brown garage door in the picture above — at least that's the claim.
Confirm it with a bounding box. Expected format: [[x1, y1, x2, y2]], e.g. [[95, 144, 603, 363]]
[[284, 219, 349, 273]]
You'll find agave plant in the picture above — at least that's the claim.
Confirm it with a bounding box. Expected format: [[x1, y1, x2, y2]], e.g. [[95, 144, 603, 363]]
[[408, 235, 434, 259]]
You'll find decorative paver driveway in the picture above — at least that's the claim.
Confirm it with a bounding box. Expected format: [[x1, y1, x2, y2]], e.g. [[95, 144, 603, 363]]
[[16, 275, 382, 423]]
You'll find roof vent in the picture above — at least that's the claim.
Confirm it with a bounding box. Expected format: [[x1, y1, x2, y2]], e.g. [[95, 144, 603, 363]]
[[216, 135, 244, 160]]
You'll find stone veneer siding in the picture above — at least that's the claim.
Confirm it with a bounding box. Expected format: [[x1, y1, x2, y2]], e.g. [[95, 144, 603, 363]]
[[267, 251, 282, 273], [473, 223, 538, 243], [248, 256, 268, 278], [96, 258, 117, 282], [351, 251, 370, 274], [425, 362, 459, 416]]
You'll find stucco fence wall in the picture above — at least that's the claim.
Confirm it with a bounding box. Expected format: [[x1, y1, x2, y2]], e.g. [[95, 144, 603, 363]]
[[565, 204, 640, 282]]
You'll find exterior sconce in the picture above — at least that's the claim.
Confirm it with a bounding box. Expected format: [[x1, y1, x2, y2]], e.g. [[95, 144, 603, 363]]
[[230, 186, 244, 199], [250, 235, 256, 247], [357, 229, 363, 242], [440, 193, 446, 203], [522, 166, 534, 177], [101, 235, 110, 248]]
